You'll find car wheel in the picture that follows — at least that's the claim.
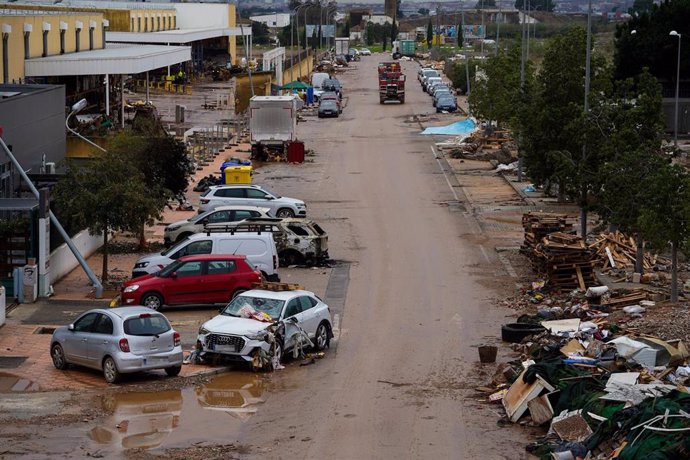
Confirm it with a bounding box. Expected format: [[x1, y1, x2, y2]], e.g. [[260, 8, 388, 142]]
[[103, 357, 121, 384], [142, 292, 163, 310], [314, 322, 330, 350], [51, 343, 68, 370], [176, 232, 193, 243], [276, 208, 295, 218], [279, 249, 304, 267], [165, 366, 182, 377], [501, 323, 547, 343], [232, 288, 247, 299]]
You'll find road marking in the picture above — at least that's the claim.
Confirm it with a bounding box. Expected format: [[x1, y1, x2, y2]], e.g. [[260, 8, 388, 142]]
[[431, 145, 460, 202], [497, 252, 519, 278], [479, 245, 491, 263]]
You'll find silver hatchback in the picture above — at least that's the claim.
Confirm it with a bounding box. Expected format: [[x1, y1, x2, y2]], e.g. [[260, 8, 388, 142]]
[[50, 307, 184, 384]]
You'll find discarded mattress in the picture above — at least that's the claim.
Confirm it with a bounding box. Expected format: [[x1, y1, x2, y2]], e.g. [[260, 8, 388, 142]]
[[421, 118, 476, 135]]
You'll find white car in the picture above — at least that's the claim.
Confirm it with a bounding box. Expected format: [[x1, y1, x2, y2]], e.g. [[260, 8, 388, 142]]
[[197, 288, 333, 369], [164, 205, 270, 246], [359, 48, 372, 56], [199, 184, 306, 218]]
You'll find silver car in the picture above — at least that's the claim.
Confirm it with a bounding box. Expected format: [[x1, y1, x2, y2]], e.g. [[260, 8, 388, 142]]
[[50, 307, 184, 384], [164, 205, 270, 246], [198, 184, 307, 217]]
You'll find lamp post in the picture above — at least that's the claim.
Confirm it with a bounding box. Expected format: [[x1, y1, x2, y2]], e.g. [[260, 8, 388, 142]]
[[66, 98, 107, 153], [304, 2, 313, 52], [670, 30, 682, 147]]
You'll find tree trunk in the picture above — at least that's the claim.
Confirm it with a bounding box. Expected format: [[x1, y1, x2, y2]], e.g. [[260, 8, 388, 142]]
[[138, 223, 147, 252], [634, 233, 644, 275], [558, 182, 565, 203], [102, 228, 109, 284], [580, 185, 587, 238], [671, 241, 678, 303]]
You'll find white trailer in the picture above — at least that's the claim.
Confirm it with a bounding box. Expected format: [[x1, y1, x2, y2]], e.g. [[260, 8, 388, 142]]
[[335, 37, 350, 55], [249, 95, 298, 159]]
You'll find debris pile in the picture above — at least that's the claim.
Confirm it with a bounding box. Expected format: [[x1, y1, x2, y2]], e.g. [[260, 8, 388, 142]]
[[529, 232, 597, 292], [521, 212, 574, 254], [490, 276, 690, 459], [589, 231, 667, 272]]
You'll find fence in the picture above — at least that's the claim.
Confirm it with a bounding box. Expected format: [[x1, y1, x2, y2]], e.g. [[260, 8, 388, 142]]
[[133, 79, 193, 96], [185, 116, 247, 167]]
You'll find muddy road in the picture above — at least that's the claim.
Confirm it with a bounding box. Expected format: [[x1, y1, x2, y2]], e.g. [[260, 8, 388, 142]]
[[0, 56, 531, 459]]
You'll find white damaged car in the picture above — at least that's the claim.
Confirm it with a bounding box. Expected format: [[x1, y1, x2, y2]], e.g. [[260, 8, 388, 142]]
[[197, 288, 333, 370]]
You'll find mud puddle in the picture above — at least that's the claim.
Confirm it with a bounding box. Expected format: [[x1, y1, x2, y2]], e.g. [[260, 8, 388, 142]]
[[82, 372, 270, 456], [0, 372, 41, 392]]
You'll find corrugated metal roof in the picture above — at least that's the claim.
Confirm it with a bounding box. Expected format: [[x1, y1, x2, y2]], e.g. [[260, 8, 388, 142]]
[[0, 198, 38, 211], [24, 44, 191, 76], [106, 26, 250, 44]]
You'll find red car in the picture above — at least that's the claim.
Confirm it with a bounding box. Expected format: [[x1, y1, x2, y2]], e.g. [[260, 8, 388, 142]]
[[121, 255, 261, 310]]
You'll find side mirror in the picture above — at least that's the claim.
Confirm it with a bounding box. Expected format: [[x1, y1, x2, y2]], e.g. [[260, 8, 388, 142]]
[[68, 324, 75, 331], [265, 196, 274, 200], [170, 272, 178, 279]]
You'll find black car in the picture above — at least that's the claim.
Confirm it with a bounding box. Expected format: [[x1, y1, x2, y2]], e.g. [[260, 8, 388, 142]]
[[318, 100, 339, 118]]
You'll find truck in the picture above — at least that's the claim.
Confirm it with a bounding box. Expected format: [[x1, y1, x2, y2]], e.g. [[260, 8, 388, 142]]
[[392, 40, 416, 59], [249, 95, 298, 160], [335, 37, 350, 56], [378, 62, 406, 104]]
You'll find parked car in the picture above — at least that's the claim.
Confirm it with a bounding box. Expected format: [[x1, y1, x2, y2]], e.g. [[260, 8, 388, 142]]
[[436, 95, 458, 113], [198, 184, 306, 217], [432, 87, 452, 106], [132, 232, 279, 281], [205, 217, 329, 266], [322, 78, 342, 96], [318, 100, 339, 118], [420, 69, 440, 86], [320, 91, 342, 113], [164, 206, 270, 246], [359, 48, 372, 56], [197, 287, 333, 369], [50, 307, 184, 383], [121, 254, 262, 310], [424, 77, 443, 93]]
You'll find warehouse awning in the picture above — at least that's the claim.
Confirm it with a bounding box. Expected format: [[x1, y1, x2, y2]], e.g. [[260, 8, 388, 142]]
[[24, 44, 191, 77], [106, 27, 251, 45]]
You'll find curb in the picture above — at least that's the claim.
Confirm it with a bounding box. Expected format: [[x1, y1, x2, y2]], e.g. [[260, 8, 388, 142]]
[[183, 365, 233, 379]]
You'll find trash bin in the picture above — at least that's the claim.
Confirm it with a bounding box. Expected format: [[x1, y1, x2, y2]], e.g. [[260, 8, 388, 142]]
[[0, 286, 5, 326], [220, 159, 251, 184], [287, 141, 305, 164], [224, 165, 253, 184], [23, 264, 38, 303]]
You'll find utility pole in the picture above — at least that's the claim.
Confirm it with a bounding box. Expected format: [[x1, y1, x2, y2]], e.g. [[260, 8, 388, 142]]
[[496, 1, 501, 56], [517, 0, 527, 182], [436, 3, 441, 53], [462, 10, 470, 96], [526, 0, 531, 61], [580, 0, 592, 238], [480, 0, 484, 55]]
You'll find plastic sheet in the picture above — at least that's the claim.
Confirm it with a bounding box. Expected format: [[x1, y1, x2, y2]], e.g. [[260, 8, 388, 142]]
[[420, 118, 477, 135]]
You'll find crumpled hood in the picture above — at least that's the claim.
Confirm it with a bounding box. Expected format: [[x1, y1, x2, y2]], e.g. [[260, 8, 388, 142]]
[[202, 315, 272, 336]]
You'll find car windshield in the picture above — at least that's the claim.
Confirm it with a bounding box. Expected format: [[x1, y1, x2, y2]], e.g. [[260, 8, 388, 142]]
[[157, 259, 185, 277], [160, 238, 188, 257], [321, 101, 337, 108], [190, 211, 211, 224], [221, 295, 285, 320], [124, 314, 171, 336]]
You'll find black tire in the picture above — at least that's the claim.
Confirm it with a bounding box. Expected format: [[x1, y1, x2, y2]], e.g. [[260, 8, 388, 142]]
[[141, 292, 164, 311], [279, 249, 304, 267], [400, 97, 405, 104], [176, 232, 193, 243], [276, 208, 295, 218], [103, 356, 121, 384], [165, 366, 182, 377], [51, 343, 68, 370], [314, 322, 330, 350], [501, 323, 546, 343]]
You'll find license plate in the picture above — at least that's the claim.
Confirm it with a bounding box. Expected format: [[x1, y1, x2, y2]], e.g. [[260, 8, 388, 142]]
[[214, 344, 238, 353], [145, 356, 167, 364]]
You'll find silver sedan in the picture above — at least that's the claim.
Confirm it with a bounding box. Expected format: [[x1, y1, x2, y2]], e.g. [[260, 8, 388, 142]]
[[50, 306, 184, 383]]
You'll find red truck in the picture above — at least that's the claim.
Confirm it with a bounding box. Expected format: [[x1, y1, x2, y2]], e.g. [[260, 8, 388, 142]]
[[378, 62, 406, 104]]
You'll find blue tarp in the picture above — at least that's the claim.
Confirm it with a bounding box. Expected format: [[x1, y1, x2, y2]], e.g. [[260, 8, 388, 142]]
[[421, 118, 476, 135]]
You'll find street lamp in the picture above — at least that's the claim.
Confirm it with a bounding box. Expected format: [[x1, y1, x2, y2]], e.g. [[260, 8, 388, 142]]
[[670, 30, 681, 147], [66, 98, 107, 153]]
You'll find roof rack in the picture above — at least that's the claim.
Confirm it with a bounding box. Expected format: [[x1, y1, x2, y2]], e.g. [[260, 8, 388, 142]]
[[251, 282, 303, 291]]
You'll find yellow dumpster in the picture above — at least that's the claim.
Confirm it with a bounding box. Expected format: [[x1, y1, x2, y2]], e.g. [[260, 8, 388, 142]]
[[224, 165, 252, 184]]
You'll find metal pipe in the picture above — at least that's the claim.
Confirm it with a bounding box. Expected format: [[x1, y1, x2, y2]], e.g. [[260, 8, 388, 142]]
[[105, 73, 109, 116], [670, 31, 681, 147], [66, 109, 107, 153], [0, 137, 104, 298]]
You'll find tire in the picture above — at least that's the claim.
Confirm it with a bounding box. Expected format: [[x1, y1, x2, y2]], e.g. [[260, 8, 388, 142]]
[[279, 250, 304, 267], [276, 208, 295, 218], [400, 97, 405, 104], [314, 322, 330, 350], [141, 292, 163, 311], [165, 366, 182, 377], [51, 343, 68, 370], [501, 323, 546, 343], [176, 232, 193, 243], [103, 357, 121, 384], [232, 288, 248, 299]]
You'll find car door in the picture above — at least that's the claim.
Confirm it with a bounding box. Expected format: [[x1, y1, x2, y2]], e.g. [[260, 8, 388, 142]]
[[216, 188, 245, 207], [206, 209, 232, 225], [87, 313, 115, 368], [62, 312, 100, 365], [281, 297, 307, 351], [164, 260, 205, 305], [204, 259, 238, 303], [245, 188, 274, 212], [297, 295, 320, 338]]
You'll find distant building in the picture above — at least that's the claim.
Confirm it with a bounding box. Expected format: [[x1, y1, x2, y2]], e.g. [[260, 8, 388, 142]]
[[367, 14, 393, 25], [250, 13, 291, 28]]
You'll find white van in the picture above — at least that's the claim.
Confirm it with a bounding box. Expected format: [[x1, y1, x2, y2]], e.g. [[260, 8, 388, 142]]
[[132, 233, 279, 281], [311, 72, 330, 99]]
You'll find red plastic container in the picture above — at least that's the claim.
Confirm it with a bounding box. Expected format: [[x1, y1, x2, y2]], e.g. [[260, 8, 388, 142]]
[[287, 140, 305, 163]]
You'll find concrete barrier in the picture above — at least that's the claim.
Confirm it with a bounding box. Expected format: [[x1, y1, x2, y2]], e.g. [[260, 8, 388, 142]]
[[49, 230, 103, 284]]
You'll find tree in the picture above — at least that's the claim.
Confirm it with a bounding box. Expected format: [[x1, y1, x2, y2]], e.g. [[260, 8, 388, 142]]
[[638, 164, 690, 302], [366, 23, 375, 46], [251, 21, 271, 45], [427, 19, 433, 50], [52, 153, 165, 283], [457, 24, 464, 47], [515, 0, 555, 12], [629, 0, 654, 15], [468, 49, 523, 130], [476, 0, 496, 8]]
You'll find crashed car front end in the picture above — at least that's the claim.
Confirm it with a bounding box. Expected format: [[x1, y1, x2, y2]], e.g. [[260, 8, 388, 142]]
[[197, 323, 273, 363]]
